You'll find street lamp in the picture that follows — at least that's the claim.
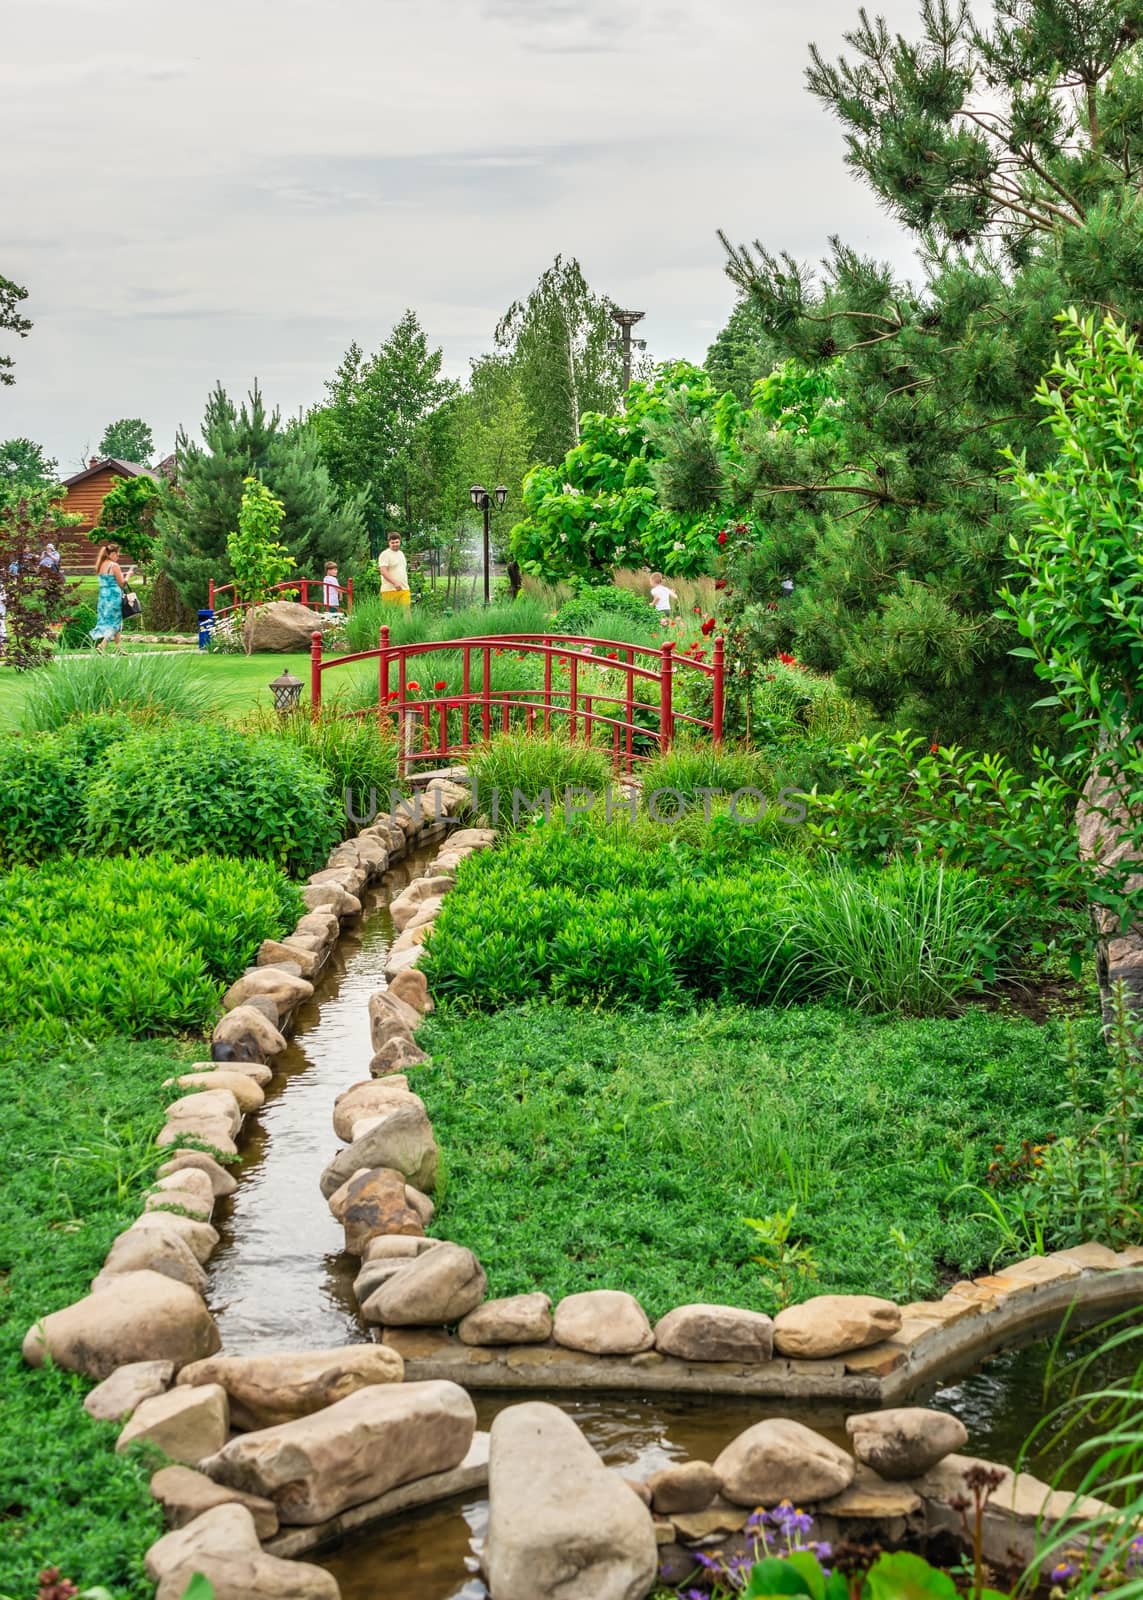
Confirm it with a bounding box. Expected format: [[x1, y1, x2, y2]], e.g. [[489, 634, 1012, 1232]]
[[609, 309, 647, 393], [469, 484, 509, 604]]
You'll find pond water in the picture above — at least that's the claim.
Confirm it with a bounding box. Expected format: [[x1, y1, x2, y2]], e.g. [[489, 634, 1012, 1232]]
[[203, 865, 1141, 1599]]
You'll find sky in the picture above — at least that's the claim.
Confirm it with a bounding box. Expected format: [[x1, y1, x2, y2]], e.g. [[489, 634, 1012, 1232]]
[[2, 0, 922, 472]]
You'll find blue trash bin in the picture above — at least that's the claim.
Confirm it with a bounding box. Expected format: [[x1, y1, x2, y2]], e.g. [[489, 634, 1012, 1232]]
[[197, 609, 214, 650]]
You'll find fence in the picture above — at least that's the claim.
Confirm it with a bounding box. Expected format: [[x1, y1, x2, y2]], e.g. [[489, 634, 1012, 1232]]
[[310, 629, 724, 774], [208, 578, 354, 618]]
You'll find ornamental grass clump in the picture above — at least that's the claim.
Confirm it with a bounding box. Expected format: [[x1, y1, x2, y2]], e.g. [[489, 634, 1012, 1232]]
[[468, 734, 611, 826], [19, 653, 212, 732]]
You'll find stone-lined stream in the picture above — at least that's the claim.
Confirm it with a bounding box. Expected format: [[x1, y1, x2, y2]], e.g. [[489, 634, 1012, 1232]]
[[202, 868, 1141, 1599]]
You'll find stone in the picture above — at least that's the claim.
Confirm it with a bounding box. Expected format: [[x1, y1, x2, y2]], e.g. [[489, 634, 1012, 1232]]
[[390, 877, 450, 930], [177, 1345, 405, 1430], [773, 1295, 902, 1359], [166, 1071, 265, 1112], [144, 1185, 214, 1222], [369, 987, 423, 1038], [332, 1079, 422, 1141], [294, 910, 340, 943], [23, 1271, 220, 1380], [1050, 1242, 1123, 1271], [368, 1011, 418, 1054], [645, 1461, 722, 1515], [185, 1058, 273, 1086], [128, 1211, 220, 1265], [483, 1401, 657, 1600], [150, 1465, 280, 1540], [354, 1260, 414, 1303], [301, 882, 361, 919], [151, 1167, 215, 1205], [244, 994, 285, 1026], [342, 1168, 424, 1253], [158, 1152, 238, 1197], [670, 1506, 750, 1542], [447, 827, 496, 850], [816, 1464, 923, 1519], [258, 937, 320, 977], [458, 1293, 553, 1346], [145, 1503, 339, 1599], [390, 924, 431, 955], [84, 1360, 175, 1422], [202, 1379, 476, 1525], [309, 865, 367, 898], [553, 1290, 655, 1356], [843, 1342, 909, 1377], [714, 1418, 856, 1507], [165, 1088, 243, 1139], [405, 1184, 435, 1225], [384, 946, 423, 979], [402, 897, 446, 934], [361, 1242, 486, 1326], [653, 1304, 774, 1364], [222, 966, 313, 1017], [117, 1383, 229, 1465], [369, 1037, 430, 1076], [387, 968, 432, 1015], [98, 1224, 209, 1294], [319, 1100, 438, 1197], [212, 1004, 288, 1060], [242, 600, 328, 654], [155, 1118, 238, 1159], [846, 1407, 968, 1480], [363, 1234, 441, 1262]]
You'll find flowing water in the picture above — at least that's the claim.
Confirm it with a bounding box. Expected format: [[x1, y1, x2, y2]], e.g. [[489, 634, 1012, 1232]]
[[204, 873, 1143, 1599]]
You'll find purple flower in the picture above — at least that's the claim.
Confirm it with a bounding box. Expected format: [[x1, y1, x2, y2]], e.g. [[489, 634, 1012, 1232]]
[[693, 1552, 721, 1571], [1051, 1561, 1076, 1582]]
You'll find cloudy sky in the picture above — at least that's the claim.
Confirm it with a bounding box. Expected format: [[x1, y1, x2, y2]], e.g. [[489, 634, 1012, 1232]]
[[3, 0, 921, 471]]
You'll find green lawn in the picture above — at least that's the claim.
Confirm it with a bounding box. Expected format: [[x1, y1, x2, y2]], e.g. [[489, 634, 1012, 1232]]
[[418, 1000, 1095, 1319]]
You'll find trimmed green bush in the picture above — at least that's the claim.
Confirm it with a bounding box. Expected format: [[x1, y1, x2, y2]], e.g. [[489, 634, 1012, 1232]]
[[82, 721, 341, 875], [20, 654, 212, 732], [0, 854, 302, 1034], [0, 717, 138, 867]]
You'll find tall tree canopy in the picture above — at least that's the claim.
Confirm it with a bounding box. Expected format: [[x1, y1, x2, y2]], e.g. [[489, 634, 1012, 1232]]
[[495, 255, 626, 465], [98, 418, 155, 465], [718, 0, 1143, 749], [0, 273, 31, 387], [314, 309, 457, 553], [159, 383, 365, 605], [0, 438, 58, 487]]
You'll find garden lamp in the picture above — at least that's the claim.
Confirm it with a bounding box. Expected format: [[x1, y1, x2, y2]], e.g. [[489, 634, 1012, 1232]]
[[268, 668, 304, 715], [469, 485, 507, 605]]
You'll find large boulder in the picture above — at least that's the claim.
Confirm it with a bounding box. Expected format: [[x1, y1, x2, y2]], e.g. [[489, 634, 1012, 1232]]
[[335, 1168, 424, 1253], [157, 1150, 239, 1196], [368, 987, 423, 1043], [369, 1037, 430, 1076], [483, 1401, 657, 1600], [145, 1503, 339, 1599], [177, 1345, 404, 1430], [319, 1100, 438, 1197], [165, 1071, 265, 1113], [361, 1242, 486, 1326], [552, 1291, 654, 1356], [714, 1418, 855, 1507], [164, 1089, 243, 1140], [772, 1295, 902, 1359], [645, 1461, 722, 1515], [846, 1407, 968, 1480], [117, 1384, 229, 1466], [127, 1211, 220, 1265], [211, 1004, 288, 1061], [458, 1293, 553, 1346], [243, 601, 327, 654], [202, 1379, 476, 1525], [653, 1304, 774, 1364], [23, 1271, 220, 1380]]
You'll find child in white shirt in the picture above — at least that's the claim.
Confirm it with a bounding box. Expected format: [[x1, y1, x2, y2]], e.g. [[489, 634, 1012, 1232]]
[[649, 572, 676, 618]]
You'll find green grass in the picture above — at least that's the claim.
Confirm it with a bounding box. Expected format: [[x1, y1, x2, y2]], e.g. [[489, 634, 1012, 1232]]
[[417, 1000, 1098, 1318], [0, 1026, 192, 1598]]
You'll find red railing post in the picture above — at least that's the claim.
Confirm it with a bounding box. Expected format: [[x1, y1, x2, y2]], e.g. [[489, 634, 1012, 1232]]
[[625, 647, 634, 769], [712, 636, 725, 748], [569, 651, 578, 741], [659, 640, 674, 754], [378, 625, 391, 729], [462, 645, 471, 749], [310, 631, 323, 720], [208, 578, 215, 611], [481, 646, 492, 741], [542, 639, 552, 735], [347, 578, 354, 613]]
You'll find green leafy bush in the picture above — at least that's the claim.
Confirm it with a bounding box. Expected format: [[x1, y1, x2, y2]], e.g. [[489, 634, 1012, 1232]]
[[82, 721, 341, 875], [639, 742, 776, 804], [0, 854, 301, 1034], [241, 708, 399, 825], [59, 602, 97, 649], [0, 718, 137, 867], [20, 654, 212, 732], [552, 585, 659, 636]]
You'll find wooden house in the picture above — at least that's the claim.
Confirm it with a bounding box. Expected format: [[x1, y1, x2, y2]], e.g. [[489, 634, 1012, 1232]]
[[55, 457, 156, 573]]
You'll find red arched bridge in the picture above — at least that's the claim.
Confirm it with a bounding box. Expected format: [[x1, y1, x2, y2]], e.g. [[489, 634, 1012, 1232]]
[[208, 577, 354, 618], [309, 628, 724, 774]]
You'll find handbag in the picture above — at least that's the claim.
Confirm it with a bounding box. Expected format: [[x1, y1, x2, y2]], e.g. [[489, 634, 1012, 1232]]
[[121, 590, 142, 621]]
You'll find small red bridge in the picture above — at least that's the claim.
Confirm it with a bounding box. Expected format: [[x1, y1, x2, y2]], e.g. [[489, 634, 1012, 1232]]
[[208, 578, 354, 618], [310, 628, 724, 773]]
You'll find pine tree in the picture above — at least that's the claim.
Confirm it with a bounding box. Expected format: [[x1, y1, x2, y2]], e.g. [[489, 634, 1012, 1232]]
[[160, 383, 366, 606], [718, 0, 1143, 749]]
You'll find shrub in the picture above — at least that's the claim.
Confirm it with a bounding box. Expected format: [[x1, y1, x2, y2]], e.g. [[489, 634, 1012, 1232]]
[[0, 854, 301, 1034], [241, 708, 399, 826], [467, 735, 611, 827], [0, 718, 137, 867], [82, 721, 341, 875], [20, 654, 212, 732], [552, 585, 659, 636], [59, 602, 97, 649]]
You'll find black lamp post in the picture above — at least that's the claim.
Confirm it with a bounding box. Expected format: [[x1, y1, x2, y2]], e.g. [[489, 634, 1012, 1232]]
[[268, 668, 304, 715], [469, 484, 509, 604]]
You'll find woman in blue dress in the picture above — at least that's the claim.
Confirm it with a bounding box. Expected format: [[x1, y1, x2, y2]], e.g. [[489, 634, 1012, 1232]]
[[90, 543, 128, 653]]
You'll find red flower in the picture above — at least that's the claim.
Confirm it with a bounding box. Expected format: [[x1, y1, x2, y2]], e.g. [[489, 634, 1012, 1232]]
[[701, 617, 716, 636], [714, 578, 727, 590], [734, 522, 748, 534], [717, 530, 728, 546], [929, 742, 939, 754], [777, 651, 797, 666], [692, 605, 702, 615], [434, 680, 448, 692], [406, 680, 420, 692]]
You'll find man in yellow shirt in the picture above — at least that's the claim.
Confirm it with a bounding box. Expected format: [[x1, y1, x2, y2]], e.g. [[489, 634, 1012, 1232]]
[[378, 531, 411, 606]]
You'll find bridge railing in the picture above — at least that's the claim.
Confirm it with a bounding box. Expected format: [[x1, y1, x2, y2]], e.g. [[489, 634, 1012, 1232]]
[[309, 629, 723, 774], [208, 578, 354, 618]]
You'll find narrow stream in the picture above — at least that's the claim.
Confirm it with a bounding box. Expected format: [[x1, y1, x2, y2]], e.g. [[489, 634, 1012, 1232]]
[[204, 878, 1142, 1599]]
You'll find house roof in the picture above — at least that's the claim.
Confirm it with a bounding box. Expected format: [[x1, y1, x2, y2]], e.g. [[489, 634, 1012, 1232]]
[[61, 458, 156, 489]]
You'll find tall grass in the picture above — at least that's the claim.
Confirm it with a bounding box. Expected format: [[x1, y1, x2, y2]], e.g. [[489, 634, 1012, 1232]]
[[20, 654, 211, 731], [468, 734, 611, 825], [639, 741, 777, 803], [344, 595, 550, 653], [240, 707, 399, 814]]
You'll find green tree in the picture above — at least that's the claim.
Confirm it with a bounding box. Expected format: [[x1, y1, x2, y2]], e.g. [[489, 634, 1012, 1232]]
[[226, 477, 295, 617], [718, 0, 1143, 751], [0, 438, 58, 487], [95, 475, 160, 567], [314, 310, 457, 553], [495, 255, 625, 465], [705, 296, 780, 401], [98, 418, 155, 465], [0, 273, 31, 387], [159, 383, 365, 606]]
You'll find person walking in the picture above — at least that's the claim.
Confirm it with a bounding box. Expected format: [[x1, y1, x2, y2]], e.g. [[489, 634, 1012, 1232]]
[[90, 543, 128, 653], [649, 572, 677, 621], [378, 531, 410, 607]]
